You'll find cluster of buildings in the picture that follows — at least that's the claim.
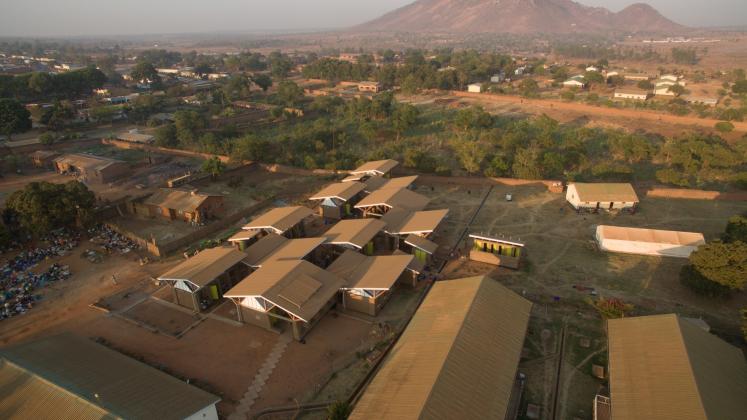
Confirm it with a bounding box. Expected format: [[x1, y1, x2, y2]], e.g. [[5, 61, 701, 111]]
[[156, 159, 450, 341]]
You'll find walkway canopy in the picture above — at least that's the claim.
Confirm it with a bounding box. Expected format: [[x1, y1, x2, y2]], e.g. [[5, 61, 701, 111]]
[[157, 246, 247, 292], [242, 206, 313, 235]]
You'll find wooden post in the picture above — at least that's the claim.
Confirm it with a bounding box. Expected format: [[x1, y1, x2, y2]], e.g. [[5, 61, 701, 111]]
[[191, 291, 199, 313]]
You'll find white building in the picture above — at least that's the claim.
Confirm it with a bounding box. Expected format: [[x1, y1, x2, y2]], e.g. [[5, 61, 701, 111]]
[[660, 74, 680, 82], [566, 183, 639, 211], [685, 96, 718, 106], [614, 88, 651, 101], [595, 225, 705, 258], [467, 83, 483, 93], [563, 76, 586, 88]]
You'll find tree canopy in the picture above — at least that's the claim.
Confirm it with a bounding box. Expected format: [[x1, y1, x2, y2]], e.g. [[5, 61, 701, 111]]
[[0, 98, 32, 139], [5, 181, 96, 235]]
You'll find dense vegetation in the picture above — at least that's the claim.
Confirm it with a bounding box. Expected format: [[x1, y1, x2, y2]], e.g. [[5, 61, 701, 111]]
[[0, 66, 107, 102]]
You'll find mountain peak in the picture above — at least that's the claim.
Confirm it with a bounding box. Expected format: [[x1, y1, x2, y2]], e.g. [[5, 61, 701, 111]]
[[356, 0, 685, 34]]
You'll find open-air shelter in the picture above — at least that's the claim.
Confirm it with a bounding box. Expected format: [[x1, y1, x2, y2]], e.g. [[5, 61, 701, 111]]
[[310, 181, 366, 220], [241, 206, 314, 238], [355, 187, 430, 217]]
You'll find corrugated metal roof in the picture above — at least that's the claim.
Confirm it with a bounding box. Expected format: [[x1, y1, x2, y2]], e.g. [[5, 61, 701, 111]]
[[328, 250, 413, 290], [608, 314, 747, 420], [0, 334, 219, 420], [117, 132, 154, 143], [53, 153, 125, 172], [144, 189, 220, 213], [243, 206, 313, 233], [225, 260, 345, 322], [322, 219, 386, 249], [228, 229, 261, 242], [382, 209, 449, 235], [157, 246, 247, 289], [310, 182, 366, 201], [570, 183, 639, 203], [355, 188, 430, 212], [243, 233, 288, 267], [597, 225, 705, 246], [404, 235, 439, 255], [350, 160, 399, 176], [350, 276, 532, 420]]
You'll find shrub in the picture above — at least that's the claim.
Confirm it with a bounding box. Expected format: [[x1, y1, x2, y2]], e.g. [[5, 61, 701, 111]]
[[715, 121, 735, 133]]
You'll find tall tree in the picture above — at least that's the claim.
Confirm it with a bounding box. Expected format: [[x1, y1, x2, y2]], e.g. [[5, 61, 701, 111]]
[[689, 241, 747, 291], [0, 98, 32, 140], [5, 181, 96, 235]]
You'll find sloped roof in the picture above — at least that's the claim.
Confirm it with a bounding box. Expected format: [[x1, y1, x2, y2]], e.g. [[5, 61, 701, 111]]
[[225, 260, 345, 322], [404, 234, 439, 255], [570, 183, 639, 203], [117, 132, 154, 143], [355, 187, 430, 212], [608, 314, 747, 420], [615, 87, 651, 96], [53, 153, 125, 172], [259, 237, 327, 266], [0, 334, 219, 420], [310, 181, 366, 201], [158, 246, 247, 289], [350, 276, 532, 420], [597, 225, 705, 246], [328, 250, 413, 290], [350, 159, 399, 176], [243, 206, 313, 233], [243, 233, 289, 267], [362, 175, 419, 193], [322, 218, 386, 249], [144, 189, 220, 213], [228, 229, 261, 242], [382, 209, 449, 235]]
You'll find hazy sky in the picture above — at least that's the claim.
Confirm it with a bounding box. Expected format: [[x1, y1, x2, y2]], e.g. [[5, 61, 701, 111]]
[[0, 0, 744, 37]]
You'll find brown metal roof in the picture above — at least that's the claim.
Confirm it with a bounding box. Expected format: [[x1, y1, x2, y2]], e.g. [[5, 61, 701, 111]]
[[243, 206, 313, 233], [310, 181, 366, 201], [242, 233, 288, 267], [597, 225, 705, 246], [570, 183, 639, 203], [355, 187, 430, 212], [260, 237, 327, 266], [608, 314, 747, 420], [117, 132, 154, 143], [224, 260, 345, 322], [322, 219, 386, 249], [328, 250, 413, 290], [350, 159, 399, 176], [228, 229, 261, 242], [404, 234, 439, 254], [0, 333, 219, 420], [144, 189, 220, 213], [157, 246, 247, 289], [53, 153, 126, 172], [350, 276, 532, 420], [381, 175, 418, 190], [362, 176, 390, 192], [382, 209, 449, 235]]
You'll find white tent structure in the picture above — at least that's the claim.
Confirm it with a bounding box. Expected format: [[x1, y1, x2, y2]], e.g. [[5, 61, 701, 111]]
[[595, 225, 705, 258]]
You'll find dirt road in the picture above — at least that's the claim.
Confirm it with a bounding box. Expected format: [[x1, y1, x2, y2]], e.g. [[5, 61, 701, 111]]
[[451, 91, 747, 134]]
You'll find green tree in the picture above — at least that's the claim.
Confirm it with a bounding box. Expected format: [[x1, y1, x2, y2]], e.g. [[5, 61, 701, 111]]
[[130, 62, 160, 84], [391, 103, 419, 141], [5, 181, 96, 235], [201, 157, 225, 180], [252, 74, 273, 92], [689, 241, 747, 291], [174, 110, 205, 145], [733, 80, 747, 94], [326, 401, 352, 420], [680, 264, 733, 297], [668, 84, 686, 96], [27, 72, 52, 94], [0, 98, 32, 140], [39, 132, 58, 145], [40, 100, 74, 130], [519, 79, 540, 98], [155, 123, 178, 147], [715, 121, 735, 133], [637, 80, 655, 90], [724, 215, 747, 243], [276, 81, 303, 107]]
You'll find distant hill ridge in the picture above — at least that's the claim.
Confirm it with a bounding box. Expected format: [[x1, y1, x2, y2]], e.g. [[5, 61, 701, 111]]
[[356, 0, 686, 34]]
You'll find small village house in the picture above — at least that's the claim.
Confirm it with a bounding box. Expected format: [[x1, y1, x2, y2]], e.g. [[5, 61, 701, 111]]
[[684, 95, 718, 106], [355, 187, 430, 217], [29, 150, 60, 169], [328, 250, 414, 316], [401, 235, 439, 269], [53, 153, 129, 184], [349, 276, 532, 420], [157, 246, 249, 312], [623, 73, 655, 81], [143, 189, 224, 224], [467, 83, 483, 93], [566, 183, 639, 211], [563, 75, 586, 88], [0, 333, 220, 420], [614, 87, 651, 101], [116, 131, 155, 144], [310, 181, 367, 220], [358, 81, 383, 93], [224, 260, 346, 341], [321, 218, 387, 257], [241, 206, 314, 238], [604, 314, 747, 420], [595, 225, 705, 258], [468, 233, 525, 269]]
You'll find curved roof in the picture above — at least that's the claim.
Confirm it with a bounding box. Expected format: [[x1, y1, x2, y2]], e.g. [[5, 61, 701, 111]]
[[322, 219, 386, 249], [350, 159, 399, 176], [243, 206, 313, 233], [310, 182, 366, 202], [355, 188, 430, 212]]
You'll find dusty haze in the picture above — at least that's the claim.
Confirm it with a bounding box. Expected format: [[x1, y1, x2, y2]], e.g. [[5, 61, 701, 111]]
[[0, 0, 744, 37]]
